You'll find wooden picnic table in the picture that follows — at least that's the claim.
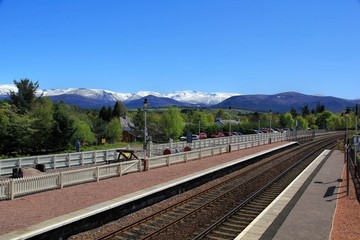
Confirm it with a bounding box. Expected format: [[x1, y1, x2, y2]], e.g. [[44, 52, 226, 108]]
[[106, 149, 140, 164], [116, 149, 140, 161]]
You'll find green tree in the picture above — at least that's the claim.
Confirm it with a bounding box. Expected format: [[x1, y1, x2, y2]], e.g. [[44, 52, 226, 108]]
[[0, 102, 14, 154], [187, 109, 214, 135], [305, 114, 317, 129], [112, 101, 127, 118], [327, 114, 343, 130], [315, 110, 332, 129], [132, 108, 145, 131], [72, 117, 96, 146], [290, 107, 298, 118], [29, 97, 54, 153], [315, 103, 325, 114], [104, 118, 122, 143], [301, 105, 310, 117], [147, 112, 162, 142], [49, 102, 75, 152], [9, 79, 40, 114], [99, 106, 113, 122], [215, 109, 225, 119], [161, 106, 184, 140], [295, 116, 308, 130], [279, 112, 294, 128]]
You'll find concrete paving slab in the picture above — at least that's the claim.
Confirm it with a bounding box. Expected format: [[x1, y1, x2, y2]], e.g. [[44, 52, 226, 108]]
[[237, 149, 344, 240]]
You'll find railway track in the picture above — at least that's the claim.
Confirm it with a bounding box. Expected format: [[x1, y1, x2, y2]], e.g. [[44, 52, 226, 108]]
[[96, 134, 341, 240]]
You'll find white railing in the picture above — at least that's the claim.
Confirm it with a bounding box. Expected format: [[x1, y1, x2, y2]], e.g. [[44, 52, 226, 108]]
[[0, 129, 328, 200], [151, 132, 281, 157], [0, 149, 119, 176], [0, 160, 141, 200], [0, 136, 276, 201], [0, 130, 325, 176]]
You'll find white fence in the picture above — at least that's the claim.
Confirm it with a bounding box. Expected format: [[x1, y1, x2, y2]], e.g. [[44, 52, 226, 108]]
[[0, 129, 324, 201], [0, 149, 119, 176], [0, 130, 319, 176], [0, 160, 141, 200]]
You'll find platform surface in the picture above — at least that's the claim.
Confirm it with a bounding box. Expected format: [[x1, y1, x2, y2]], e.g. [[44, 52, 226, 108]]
[[0, 142, 294, 239], [236, 149, 344, 240]]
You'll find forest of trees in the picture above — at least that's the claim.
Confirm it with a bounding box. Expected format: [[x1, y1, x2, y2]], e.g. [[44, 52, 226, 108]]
[[0, 79, 357, 157]]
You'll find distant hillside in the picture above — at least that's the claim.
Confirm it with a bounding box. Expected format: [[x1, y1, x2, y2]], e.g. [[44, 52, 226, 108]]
[[0, 85, 358, 112], [125, 95, 197, 108], [215, 92, 356, 113], [49, 94, 115, 109]]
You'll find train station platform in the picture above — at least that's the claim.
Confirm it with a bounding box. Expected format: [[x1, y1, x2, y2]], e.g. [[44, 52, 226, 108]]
[[0, 141, 296, 240], [0, 142, 357, 240], [236, 149, 345, 240]]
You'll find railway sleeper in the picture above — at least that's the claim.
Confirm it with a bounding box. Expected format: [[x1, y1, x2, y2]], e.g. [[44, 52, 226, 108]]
[[223, 221, 242, 228], [212, 230, 238, 237], [237, 211, 258, 217]]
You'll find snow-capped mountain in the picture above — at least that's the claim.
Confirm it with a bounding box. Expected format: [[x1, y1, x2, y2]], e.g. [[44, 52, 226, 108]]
[[0, 84, 17, 95], [163, 91, 239, 105], [2, 84, 357, 112], [0, 85, 238, 107]]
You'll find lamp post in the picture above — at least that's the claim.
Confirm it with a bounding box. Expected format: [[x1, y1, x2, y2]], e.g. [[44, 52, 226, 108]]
[[269, 109, 272, 130], [143, 98, 148, 160], [198, 116, 201, 137], [229, 106, 232, 134], [345, 109, 349, 195], [355, 104, 358, 171]]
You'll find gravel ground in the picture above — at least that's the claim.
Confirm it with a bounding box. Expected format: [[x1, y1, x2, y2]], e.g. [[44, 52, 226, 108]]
[[330, 165, 360, 240]]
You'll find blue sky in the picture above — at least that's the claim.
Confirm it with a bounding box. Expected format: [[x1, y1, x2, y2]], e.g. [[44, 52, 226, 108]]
[[0, 0, 359, 99]]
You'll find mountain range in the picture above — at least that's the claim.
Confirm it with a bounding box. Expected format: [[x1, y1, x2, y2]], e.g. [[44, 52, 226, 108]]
[[0, 84, 358, 113]]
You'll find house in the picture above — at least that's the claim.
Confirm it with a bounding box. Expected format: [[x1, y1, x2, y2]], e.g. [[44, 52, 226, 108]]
[[215, 117, 225, 126], [119, 115, 145, 142], [215, 117, 241, 127], [122, 129, 143, 142]]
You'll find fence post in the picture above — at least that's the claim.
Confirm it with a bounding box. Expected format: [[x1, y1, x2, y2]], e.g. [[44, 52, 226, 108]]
[[60, 172, 64, 189], [81, 152, 84, 165], [117, 163, 122, 176], [138, 160, 142, 172], [93, 151, 96, 164], [53, 155, 56, 169], [10, 180, 14, 200], [167, 155, 170, 166], [67, 154, 71, 167], [96, 167, 100, 182]]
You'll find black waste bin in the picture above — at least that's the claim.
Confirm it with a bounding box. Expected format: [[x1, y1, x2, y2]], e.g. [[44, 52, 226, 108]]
[[12, 168, 23, 178], [36, 164, 46, 172]]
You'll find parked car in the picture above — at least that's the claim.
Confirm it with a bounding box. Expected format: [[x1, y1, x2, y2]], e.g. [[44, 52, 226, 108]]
[[244, 129, 262, 134], [233, 132, 243, 135], [199, 132, 207, 139], [210, 132, 225, 138], [192, 134, 199, 140], [179, 136, 187, 141], [260, 128, 271, 133], [179, 134, 199, 141], [223, 132, 233, 136]]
